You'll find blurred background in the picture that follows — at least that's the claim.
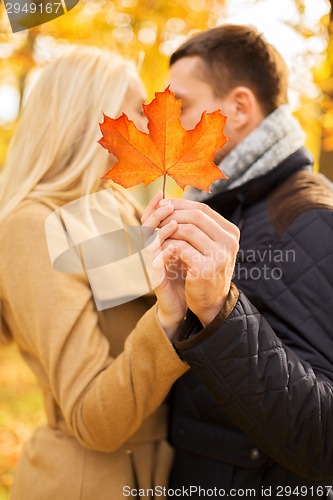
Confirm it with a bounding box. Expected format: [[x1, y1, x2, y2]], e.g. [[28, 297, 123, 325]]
[[1, 0, 333, 497]]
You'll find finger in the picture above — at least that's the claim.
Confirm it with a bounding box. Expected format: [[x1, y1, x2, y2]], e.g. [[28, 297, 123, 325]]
[[142, 222, 178, 281], [159, 198, 239, 236], [160, 245, 177, 268], [146, 249, 166, 289], [141, 190, 163, 224], [164, 239, 217, 282], [159, 209, 226, 244], [145, 241, 177, 290], [142, 203, 175, 234], [144, 220, 178, 253], [166, 223, 217, 256], [162, 238, 203, 267]]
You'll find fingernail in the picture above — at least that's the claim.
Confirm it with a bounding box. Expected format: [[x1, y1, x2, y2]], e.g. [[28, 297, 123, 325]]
[[159, 199, 169, 206]]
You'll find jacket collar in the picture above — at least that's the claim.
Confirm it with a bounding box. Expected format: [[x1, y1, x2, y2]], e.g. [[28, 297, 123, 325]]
[[205, 148, 313, 222]]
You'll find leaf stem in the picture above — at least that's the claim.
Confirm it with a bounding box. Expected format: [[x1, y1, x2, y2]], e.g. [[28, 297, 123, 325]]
[[162, 173, 167, 199]]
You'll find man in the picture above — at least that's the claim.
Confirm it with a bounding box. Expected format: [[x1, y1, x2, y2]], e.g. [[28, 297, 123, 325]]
[[163, 24, 333, 497]]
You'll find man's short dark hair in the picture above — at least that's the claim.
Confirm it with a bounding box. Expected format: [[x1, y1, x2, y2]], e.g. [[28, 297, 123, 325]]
[[170, 24, 289, 116]]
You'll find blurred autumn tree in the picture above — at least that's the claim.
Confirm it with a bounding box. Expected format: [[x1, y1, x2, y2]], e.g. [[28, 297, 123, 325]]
[[314, 0, 333, 179], [0, 0, 227, 173], [0, 0, 333, 178], [291, 0, 333, 178]]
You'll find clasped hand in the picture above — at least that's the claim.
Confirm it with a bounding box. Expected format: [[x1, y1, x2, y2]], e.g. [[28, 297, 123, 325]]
[[141, 191, 240, 338]]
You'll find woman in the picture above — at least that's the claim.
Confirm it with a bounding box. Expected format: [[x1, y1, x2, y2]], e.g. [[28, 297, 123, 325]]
[[0, 47, 188, 499]]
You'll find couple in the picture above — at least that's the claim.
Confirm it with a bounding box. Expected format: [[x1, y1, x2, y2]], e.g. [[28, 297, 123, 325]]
[[1, 24, 333, 499]]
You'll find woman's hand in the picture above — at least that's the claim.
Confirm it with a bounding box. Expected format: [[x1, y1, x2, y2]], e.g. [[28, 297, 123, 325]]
[[141, 191, 186, 339], [158, 198, 240, 327]]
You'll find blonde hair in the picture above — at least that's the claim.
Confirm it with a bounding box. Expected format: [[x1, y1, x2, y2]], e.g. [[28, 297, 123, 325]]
[[0, 46, 142, 222]]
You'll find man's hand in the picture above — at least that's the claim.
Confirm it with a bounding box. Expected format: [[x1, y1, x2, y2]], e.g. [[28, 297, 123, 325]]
[[157, 198, 240, 327]]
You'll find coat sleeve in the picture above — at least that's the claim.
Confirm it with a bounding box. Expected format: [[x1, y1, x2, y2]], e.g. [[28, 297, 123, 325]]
[[1, 204, 188, 452], [173, 209, 333, 481]]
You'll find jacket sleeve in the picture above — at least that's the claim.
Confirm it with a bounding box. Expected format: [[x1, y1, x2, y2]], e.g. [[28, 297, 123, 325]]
[[2, 205, 188, 452], [173, 209, 333, 481]]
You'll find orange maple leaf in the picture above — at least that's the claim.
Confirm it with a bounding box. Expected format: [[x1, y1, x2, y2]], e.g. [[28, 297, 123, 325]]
[[98, 87, 228, 193]]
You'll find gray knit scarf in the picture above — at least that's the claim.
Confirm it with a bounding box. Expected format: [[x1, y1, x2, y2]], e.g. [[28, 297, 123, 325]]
[[185, 105, 305, 202]]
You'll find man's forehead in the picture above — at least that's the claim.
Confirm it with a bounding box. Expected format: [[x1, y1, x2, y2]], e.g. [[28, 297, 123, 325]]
[[169, 56, 203, 80], [168, 56, 209, 97]]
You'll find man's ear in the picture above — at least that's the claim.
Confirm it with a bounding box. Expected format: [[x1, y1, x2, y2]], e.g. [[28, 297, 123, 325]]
[[226, 86, 262, 131]]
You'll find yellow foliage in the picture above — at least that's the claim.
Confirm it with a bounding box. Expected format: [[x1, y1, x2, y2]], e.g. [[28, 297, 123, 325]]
[[1, 0, 332, 179], [0, 3, 333, 499]]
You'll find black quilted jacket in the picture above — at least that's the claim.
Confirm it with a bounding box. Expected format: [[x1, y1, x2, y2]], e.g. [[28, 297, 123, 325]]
[[169, 148, 333, 498]]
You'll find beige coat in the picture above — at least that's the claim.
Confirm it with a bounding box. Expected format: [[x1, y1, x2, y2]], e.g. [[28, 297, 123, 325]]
[[0, 195, 188, 499]]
